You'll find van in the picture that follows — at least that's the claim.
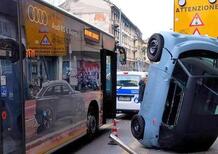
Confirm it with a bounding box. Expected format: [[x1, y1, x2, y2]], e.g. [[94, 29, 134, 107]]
[[116, 71, 148, 114]]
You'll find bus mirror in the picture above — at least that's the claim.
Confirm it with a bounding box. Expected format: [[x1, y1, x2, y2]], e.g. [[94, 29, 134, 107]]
[[0, 38, 26, 63], [116, 46, 126, 65]]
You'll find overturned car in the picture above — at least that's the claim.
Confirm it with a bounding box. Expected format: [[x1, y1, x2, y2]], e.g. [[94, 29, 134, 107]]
[[131, 32, 218, 152]]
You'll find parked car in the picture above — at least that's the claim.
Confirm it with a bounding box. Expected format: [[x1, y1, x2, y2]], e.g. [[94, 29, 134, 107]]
[[116, 71, 148, 114], [35, 80, 85, 131], [131, 32, 218, 152]]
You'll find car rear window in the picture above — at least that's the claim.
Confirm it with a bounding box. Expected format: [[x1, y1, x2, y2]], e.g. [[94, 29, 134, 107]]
[[117, 75, 140, 87]]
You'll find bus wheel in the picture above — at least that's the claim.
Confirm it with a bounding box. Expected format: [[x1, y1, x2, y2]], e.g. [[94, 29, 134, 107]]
[[147, 33, 164, 62], [87, 111, 98, 138], [131, 115, 145, 140]]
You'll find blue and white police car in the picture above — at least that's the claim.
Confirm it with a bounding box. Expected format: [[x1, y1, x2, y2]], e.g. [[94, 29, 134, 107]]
[[116, 71, 148, 114]]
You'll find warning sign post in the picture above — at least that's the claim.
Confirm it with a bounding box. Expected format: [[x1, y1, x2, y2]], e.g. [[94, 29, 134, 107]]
[[174, 0, 218, 38], [190, 13, 204, 27], [40, 35, 51, 46]]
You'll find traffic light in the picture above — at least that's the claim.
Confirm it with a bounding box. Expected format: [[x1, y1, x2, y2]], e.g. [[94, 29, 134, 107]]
[[26, 49, 36, 58]]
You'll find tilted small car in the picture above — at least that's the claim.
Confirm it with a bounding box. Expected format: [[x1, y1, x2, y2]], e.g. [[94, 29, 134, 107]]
[[131, 32, 218, 152]]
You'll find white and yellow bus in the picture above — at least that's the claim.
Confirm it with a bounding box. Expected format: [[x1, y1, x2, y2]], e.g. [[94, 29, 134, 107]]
[[0, 0, 126, 153]]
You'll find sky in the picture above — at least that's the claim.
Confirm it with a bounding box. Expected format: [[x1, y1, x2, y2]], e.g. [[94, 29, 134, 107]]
[[43, 0, 174, 39], [110, 0, 174, 39]]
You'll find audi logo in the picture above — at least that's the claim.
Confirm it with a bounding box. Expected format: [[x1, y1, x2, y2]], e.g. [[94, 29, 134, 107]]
[[28, 5, 48, 25]]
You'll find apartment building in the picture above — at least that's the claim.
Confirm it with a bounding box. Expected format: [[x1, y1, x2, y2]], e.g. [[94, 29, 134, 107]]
[[59, 0, 148, 71]]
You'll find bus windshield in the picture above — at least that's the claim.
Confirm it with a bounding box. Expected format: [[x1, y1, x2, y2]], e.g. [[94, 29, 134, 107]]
[[117, 75, 140, 87]]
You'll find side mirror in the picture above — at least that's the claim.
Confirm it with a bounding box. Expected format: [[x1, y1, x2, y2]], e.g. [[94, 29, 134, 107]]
[[116, 46, 126, 65], [0, 38, 26, 63]]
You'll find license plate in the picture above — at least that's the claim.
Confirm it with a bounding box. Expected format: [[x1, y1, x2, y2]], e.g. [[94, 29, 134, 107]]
[[118, 96, 131, 101]]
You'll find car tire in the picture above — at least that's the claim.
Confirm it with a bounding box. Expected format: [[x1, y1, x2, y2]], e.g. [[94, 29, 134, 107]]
[[147, 33, 164, 62], [131, 115, 145, 140], [36, 105, 55, 132]]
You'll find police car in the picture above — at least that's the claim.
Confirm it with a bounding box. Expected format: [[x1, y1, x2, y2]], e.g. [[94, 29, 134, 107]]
[[116, 71, 148, 114]]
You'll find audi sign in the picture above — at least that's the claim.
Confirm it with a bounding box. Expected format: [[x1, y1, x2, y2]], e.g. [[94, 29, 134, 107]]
[[28, 5, 48, 25]]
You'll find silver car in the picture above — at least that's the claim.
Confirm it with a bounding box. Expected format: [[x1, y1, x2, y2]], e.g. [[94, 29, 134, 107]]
[[35, 80, 85, 131]]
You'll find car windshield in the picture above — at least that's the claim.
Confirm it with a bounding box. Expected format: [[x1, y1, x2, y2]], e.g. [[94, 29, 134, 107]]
[[117, 75, 140, 87], [180, 57, 218, 76]]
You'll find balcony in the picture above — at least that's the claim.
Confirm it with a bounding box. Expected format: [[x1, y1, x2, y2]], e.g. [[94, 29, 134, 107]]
[[112, 19, 119, 28]]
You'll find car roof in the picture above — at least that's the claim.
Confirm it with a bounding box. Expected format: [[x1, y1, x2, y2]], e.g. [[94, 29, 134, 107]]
[[42, 80, 69, 87]]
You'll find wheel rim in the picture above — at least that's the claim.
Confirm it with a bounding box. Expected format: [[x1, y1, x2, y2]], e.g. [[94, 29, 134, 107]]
[[149, 39, 158, 55], [43, 108, 53, 129], [88, 115, 96, 134], [133, 119, 140, 134]]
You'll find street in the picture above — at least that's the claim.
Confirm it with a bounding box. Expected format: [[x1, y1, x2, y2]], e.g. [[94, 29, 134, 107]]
[[54, 114, 218, 154]]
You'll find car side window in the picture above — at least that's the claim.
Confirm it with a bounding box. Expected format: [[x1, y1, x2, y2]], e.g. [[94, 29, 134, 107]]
[[62, 85, 71, 95], [44, 87, 54, 96], [53, 85, 62, 95]]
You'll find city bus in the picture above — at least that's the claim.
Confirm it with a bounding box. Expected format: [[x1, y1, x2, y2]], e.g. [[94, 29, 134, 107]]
[[131, 32, 218, 152], [0, 0, 125, 153]]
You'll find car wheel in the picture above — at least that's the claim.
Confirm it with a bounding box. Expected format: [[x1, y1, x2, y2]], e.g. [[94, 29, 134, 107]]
[[147, 33, 164, 62], [36, 105, 55, 131], [131, 115, 145, 140]]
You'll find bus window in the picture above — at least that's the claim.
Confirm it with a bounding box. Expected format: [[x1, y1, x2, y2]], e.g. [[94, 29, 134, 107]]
[[106, 56, 112, 92]]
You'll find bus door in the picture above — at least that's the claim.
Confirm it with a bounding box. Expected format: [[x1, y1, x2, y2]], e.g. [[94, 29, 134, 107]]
[[0, 98, 2, 154], [0, 41, 24, 154], [0, 1, 25, 153], [101, 49, 117, 123]]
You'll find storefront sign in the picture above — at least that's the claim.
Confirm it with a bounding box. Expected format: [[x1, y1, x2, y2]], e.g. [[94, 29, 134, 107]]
[[84, 28, 100, 43]]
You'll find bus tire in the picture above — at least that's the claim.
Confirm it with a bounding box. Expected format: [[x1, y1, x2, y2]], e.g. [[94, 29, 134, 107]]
[[131, 115, 145, 140], [87, 105, 98, 139], [147, 33, 164, 62]]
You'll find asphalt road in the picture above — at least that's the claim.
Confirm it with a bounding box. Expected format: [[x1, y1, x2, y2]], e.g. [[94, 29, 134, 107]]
[[54, 114, 218, 154]]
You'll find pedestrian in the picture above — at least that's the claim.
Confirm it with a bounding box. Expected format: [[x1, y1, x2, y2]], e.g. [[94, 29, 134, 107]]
[[138, 77, 147, 103]]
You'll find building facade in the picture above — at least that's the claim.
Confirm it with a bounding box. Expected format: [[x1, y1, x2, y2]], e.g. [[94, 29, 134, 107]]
[[59, 0, 149, 71]]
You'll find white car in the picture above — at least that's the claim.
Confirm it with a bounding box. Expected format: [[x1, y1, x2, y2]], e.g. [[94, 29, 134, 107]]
[[116, 71, 148, 114]]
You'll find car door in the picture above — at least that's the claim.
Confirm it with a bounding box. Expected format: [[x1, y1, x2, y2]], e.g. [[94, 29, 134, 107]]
[[62, 84, 85, 123], [45, 84, 72, 119]]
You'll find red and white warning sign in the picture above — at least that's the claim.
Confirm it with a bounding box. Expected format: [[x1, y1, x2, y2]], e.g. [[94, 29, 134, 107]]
[[190, 13, 204, 27], [193, 28, 200, 35], [40, 35, 51, 45]]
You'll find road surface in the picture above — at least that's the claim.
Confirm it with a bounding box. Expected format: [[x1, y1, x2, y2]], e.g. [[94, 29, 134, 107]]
[[54, 114, 218, 154]]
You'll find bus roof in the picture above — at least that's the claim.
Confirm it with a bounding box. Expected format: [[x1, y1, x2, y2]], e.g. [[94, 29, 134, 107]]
[[36, 0, 114, 38]]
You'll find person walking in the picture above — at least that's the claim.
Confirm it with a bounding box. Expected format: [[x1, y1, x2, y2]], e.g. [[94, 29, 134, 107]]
[[138, 77, 147, 103]]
